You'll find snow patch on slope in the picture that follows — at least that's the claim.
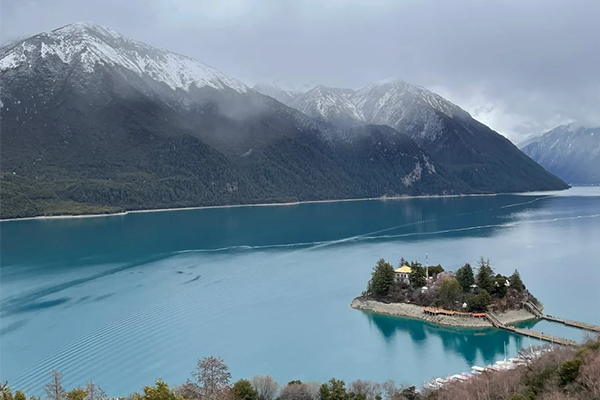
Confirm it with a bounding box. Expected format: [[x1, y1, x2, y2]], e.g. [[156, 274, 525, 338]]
[[402, 161, 423, 187]]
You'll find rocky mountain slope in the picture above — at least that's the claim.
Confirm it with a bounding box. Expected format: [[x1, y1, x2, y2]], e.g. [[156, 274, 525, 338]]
[[256, 80, 568, 193], [0, 23, 567, 218], [521, 124, 600, 184]]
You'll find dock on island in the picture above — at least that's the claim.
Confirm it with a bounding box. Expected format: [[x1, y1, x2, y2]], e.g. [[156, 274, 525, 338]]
[[421, 304, 597, 347], [484, 312, 579, 347]]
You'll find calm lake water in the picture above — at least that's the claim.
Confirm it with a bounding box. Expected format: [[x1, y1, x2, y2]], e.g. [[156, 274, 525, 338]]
[[2, 187, 600, 395]]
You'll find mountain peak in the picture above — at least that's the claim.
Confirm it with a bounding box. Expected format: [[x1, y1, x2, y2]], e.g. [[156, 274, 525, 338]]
[[52, 21, 119, 36], [0, 22, 249, 94], [252, 81, 296, 105], [372, 77, 406, 86]]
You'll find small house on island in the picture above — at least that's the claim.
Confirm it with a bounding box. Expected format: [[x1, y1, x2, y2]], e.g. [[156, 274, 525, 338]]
[[395, 265, 412, 284]]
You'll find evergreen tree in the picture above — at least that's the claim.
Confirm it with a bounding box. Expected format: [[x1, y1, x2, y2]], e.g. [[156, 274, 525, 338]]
[[438, 278, 463, 308], [320, 379, 348, 400], [467, 290, 491, 312], [476, 257, 495, 293], [231, 380, 258, 400], [455, 263, 475, 292], [14, 393, 25, 400], [366, 259, 396, 298], [408, 264, 426, 289], [428, 264, 444, 278], [492, 274, 509, 298], [66, 389, 87, 400], [139, 379, 178, 400], [509, 270, 526, 291]]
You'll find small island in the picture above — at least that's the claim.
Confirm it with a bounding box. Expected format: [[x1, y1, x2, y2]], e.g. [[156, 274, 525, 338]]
[[351, 256, 542, 328]]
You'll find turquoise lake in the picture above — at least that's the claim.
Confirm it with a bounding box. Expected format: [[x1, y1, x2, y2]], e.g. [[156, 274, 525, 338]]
[[1, 187, 600, 395]]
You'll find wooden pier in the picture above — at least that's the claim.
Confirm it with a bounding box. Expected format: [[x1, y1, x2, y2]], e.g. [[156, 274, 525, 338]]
[[420, 304, 597, 346], [525, 301, 600, 333], [542, 315, 600, 333], [486, 313, 578, 346]]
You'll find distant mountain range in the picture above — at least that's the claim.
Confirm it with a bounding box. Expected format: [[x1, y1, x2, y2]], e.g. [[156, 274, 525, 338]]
[[520, 124, 600, 184], [0, 23, 567, 218]]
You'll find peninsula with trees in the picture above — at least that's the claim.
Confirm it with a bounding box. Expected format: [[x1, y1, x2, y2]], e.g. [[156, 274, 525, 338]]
[[351, 257, 542, 328]]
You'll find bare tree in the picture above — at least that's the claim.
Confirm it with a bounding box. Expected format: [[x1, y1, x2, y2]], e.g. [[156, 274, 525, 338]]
[[45, 370, 66, 400], [303, 382, 321, 400], [381, 380, 398, 400], [1, 382, 12, 400], [173, 380, 202, 400], [349, 380, 381, 400], [579, 351, 600, 398], [85, 382, 106, 400], [250, 375, 279, 400], [192, 356, 231, 400], [277, 383, 312, 400]]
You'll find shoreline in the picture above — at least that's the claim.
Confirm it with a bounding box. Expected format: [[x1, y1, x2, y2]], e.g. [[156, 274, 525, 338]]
[[350, 297, 537, 328], [0, 192, 505, 223]]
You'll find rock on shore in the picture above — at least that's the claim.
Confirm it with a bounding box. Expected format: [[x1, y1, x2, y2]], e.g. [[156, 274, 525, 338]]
[[350, 297, 536, 328]]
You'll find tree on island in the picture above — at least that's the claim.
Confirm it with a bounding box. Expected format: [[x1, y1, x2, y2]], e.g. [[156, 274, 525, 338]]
[[428, 264, 444, 279], [492, 274, 509, 298], [468, 289, 490, 312], [365, 259, 395, 298], [455, 263, 475, 292], [509, 270, 526, 291], [476, 257, 495, 293], [438, 278, 463, 308], [409, 264, 426, 289]]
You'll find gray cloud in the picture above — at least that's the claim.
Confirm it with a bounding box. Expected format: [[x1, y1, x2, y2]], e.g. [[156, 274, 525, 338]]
[[2, 0, 599, 141]]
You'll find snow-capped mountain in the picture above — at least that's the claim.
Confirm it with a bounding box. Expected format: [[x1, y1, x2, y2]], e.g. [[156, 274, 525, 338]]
[[521, 124, 600, 184], [289, 85, 365, 125], [251, 82, 296, 105], [3, 22, 482, 218], [350, 78, 471, 143], [0, 22, 249, 94], [255, 78, 568, 192]]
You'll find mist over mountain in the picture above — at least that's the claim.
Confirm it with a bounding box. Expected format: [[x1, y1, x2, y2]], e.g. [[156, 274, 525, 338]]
[[520, 124, 600, 184], [0, 23, 567, 218], [254, 80, 567, 193]]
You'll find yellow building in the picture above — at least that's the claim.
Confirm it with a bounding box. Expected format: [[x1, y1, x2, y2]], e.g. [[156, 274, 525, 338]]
[[395, 265, 412, 284]]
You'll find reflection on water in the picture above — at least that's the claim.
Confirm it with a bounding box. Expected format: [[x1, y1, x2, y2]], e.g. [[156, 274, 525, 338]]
[[364, 312, 529, 367]]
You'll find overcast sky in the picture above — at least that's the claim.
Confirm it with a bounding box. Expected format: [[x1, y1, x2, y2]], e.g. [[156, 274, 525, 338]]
[[2, 0, 599, 142]]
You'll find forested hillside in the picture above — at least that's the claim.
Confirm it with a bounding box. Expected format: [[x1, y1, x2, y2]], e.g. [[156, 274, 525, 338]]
[[0, 23, 567, 219]]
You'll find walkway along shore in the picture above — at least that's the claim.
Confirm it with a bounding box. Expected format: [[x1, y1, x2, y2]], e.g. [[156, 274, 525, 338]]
[[350, 297, 596, 346], [350, 297, 536, 328]]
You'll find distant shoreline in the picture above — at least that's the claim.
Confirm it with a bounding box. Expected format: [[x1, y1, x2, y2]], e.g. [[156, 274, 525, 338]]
[[0, 192, 506, 222], [350, 297, 537, 328]]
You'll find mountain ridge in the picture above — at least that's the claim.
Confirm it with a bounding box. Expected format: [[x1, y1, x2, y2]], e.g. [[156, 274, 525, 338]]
[[254, 77, 568, 193], [520, 124, 600, 184], [0, 22, 568, 219]]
